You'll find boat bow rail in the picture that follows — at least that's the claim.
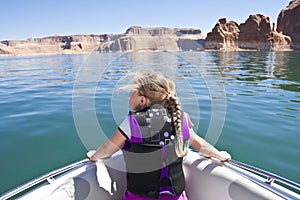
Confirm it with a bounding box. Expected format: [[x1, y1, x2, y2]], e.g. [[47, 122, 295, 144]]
[[228, 159, 300, 192], [0, 158, 91, 200], [1, 151, 300, 200], [226, 159, 300, 199]]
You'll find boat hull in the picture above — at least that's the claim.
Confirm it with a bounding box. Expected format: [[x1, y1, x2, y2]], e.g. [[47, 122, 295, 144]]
[[2, 150, 299, 200]]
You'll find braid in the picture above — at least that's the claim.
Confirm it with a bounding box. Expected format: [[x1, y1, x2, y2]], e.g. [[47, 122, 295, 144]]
[[168, 93, 187, 157]]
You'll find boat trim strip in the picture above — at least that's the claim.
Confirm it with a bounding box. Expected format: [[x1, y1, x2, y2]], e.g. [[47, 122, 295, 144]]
[[228, 159, 300, 192]]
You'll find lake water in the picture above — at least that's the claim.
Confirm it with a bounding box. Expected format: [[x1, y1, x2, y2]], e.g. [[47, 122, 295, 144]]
[[0, 51, 299, 195]]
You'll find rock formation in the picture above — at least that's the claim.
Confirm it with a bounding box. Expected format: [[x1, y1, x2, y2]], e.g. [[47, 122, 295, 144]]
[[238, 14, 272, 50], [205, 18, 239, 50], [270, 30, 292, 50], [98, 26, 204, 52], [0, 34, 105, 56], [239, 14, 290, 50], [205, 14, 291, 51], [1, 1, 298, 57], [277, 0, 300, 49], [0, 27, 205, 56], [0, 43, 10, 54]]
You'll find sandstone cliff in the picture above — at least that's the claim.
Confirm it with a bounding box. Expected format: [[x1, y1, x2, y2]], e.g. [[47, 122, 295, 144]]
[[98, 26, 204, 52], [0, 34, 105, 56], [205, 14, 291, 51], [239, 14, 290, 50], [2, 0, 299, 57], [0, 27, 204, 56], [277, 0, 300, 49], [205, 18, 239, 50]]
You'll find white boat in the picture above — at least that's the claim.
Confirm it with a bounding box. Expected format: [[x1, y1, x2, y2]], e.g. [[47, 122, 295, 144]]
[[1, 150, 299, 200]]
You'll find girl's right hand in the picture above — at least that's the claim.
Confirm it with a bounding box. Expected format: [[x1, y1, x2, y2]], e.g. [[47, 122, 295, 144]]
[[86, 150, 97, 162]]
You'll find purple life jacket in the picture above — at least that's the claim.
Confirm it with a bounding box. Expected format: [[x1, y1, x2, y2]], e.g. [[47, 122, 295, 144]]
[[122, 107, 190, 198]]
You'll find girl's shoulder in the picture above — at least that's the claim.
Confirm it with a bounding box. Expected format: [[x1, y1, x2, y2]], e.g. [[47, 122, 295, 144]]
[[183, 112, 194, 128], [118, 115, 131, 138]]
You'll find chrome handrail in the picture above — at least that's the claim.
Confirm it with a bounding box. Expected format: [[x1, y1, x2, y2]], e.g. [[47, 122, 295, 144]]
[[0, 158, 90, 200], [228, 159, 300, 192]]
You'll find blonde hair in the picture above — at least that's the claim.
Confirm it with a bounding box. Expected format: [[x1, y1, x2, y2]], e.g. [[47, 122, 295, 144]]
[[125, 71, 187, 157]]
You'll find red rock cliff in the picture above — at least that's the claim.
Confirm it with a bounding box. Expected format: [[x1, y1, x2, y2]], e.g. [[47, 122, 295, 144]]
[[205, 18, 239, 50], [205, 14, 291, 51], [277, 0, 300, 49], [239, 14, 282, 50]]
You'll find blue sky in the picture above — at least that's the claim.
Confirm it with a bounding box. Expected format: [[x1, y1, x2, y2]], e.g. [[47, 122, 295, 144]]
[[1, 0, 291, 41]]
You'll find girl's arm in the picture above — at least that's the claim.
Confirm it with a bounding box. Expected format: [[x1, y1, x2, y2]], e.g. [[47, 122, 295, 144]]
[[86, 129, 127, 162], [189, 129, 231, 162]]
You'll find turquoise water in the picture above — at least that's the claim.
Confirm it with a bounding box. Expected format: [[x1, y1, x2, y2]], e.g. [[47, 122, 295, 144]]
[[0, 52, 299, 194]]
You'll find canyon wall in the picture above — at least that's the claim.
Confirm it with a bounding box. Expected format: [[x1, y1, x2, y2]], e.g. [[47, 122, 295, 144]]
[[1, 1, 300, 56], [0, 34, 106, 56], [0, 27, 204, 56], [277, 0, 300, 49], [98, 26, 204, 52], [239, 14, 290, 50], [205, 1, 300, 51], [205, 14, 291, 51], [205, 18, 239, 50]]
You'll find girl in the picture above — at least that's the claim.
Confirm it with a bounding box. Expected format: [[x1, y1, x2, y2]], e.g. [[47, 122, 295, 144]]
[[87, 71, 231, 200]]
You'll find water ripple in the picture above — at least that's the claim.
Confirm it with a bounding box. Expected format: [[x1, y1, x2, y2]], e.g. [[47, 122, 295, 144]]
[[0, 52, 300, 194]]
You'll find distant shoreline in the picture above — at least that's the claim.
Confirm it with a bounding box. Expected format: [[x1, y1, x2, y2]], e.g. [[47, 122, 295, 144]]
[[3, 1, 300, 55], [0, 48, 295, 58]]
